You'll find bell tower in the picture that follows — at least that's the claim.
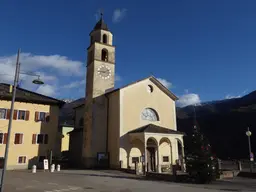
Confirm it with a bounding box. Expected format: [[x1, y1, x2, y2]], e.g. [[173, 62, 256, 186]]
[[83, 13, 115, 168], [86, 13, 115, 98]]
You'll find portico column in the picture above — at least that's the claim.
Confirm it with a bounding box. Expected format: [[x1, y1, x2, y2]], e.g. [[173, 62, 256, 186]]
[[144, 143, 147, 172], [157, 144, 161, 173], [181, 144, 186, 172], [127, 154, 130, 169]]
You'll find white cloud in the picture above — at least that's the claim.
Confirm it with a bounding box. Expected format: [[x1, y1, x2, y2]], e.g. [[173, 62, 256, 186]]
[[62, 80, 85, 89], [0, 52, 84, 97], [176, 93, 201, 107], [115, 74, 122, 82], [157, 78, 172, 89], [112, 8, 127, 23], [0, 53, 84, 77], [35, 84, 57, 97]]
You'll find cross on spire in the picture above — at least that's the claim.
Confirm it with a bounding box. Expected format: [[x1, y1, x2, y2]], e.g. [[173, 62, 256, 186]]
[[100, 9, 104, 19]]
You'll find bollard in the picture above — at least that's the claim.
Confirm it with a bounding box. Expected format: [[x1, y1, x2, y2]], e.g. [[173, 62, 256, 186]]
[[237, 160, 242, 171], [50, 164, 55, 173], [32, 165, 36, 173], [57, 164, 60, 172]]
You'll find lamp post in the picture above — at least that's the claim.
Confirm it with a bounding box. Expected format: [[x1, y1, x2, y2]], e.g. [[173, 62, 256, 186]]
[[0, 49, 44, 192], [246, 127, 253, 173]]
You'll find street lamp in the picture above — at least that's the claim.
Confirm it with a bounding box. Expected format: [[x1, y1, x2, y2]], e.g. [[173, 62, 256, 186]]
[[0, 49, 44, 192], [246, 127, 253, 173]]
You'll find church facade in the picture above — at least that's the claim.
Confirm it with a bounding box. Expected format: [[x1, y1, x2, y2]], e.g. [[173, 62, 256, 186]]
[[69, 16, 185, 173]]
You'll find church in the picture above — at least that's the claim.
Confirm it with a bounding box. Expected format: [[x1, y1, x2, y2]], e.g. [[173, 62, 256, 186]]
[[68, 15, 185, 173]]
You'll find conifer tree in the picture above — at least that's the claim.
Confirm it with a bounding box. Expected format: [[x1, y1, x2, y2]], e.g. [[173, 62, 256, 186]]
[[185, 125, 216, 184]]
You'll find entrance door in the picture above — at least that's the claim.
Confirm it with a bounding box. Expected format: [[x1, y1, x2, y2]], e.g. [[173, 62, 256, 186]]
[[147, 147, 156, 172]]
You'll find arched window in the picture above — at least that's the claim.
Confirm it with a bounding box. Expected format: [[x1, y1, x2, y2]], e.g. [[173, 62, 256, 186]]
[[101, 49, 108, 61], [103, 34, 108, 44], [79, 117, 84, 127], [141, 108, 159, 121]]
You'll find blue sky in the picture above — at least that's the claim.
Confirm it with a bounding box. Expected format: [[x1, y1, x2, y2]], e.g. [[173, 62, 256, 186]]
[[0, 0, 255, 107]]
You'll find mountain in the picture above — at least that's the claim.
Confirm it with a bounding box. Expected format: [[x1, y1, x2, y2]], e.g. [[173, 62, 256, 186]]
[[59, 97, 85, 126], [176, 91, 256, 160]]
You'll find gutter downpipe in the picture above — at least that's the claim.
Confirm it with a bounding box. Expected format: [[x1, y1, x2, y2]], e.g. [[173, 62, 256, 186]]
[[105, 94, 110, 167]]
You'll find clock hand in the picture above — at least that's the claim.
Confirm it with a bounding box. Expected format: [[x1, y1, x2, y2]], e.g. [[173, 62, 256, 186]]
[[98, 70, 108, 73]]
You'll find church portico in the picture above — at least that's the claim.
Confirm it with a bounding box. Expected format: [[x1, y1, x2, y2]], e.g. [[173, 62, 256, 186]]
[[119, 124, 185, 173]]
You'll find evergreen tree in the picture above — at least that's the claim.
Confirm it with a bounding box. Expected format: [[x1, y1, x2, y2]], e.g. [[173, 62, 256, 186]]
[[185, 125, 216, 184]]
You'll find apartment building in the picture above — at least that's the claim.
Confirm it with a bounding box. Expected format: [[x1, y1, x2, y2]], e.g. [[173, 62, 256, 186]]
[[0, 83, 65, 170]]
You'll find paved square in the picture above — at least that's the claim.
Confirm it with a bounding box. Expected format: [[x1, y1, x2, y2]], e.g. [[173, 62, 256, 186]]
[[1, 170, 256, 192]]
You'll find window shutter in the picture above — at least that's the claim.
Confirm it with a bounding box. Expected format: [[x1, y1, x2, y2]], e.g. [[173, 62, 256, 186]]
[[6, 109, 10, 119], [44, 134, 48, 144], [32, 134, 37, 144], [14, 134, 19, 144], [46, 113, 50, 122], [0, 133, 3, 144], [19, 134, 23, 144], [35, 112, 39, 122], [13, 110, 18, 120], [25, 111, 30, 121], [3, 133, 8, 144]]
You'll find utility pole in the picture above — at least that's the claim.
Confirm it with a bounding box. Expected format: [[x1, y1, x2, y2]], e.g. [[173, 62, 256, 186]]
[[0, 49, 44, 192], [246, 127, 253, 173], [0, 49, 21, 192]]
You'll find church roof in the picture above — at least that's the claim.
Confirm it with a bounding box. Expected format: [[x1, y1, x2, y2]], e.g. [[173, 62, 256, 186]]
[[128, 124, 185, 135], [107, 76, 178, 101], [71, 76, 178, 111], [93, 17, 109, 31], [90, 14, 110, 34]]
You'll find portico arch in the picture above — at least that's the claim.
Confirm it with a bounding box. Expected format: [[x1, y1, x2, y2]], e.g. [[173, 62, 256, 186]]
[[146, 137, 158, 172], [159, 137, 172, 166], [176, 138, 185, 171], [128, 139, 144, 169]]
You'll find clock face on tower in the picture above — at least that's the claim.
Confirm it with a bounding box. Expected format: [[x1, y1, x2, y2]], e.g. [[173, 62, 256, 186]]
[[97, 65, 111, 79]]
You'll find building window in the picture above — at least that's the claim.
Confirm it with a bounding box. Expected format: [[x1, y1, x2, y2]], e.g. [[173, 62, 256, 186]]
[[35, 111, 49, 122], [32, 134, 48, 144], [103, 34, 108, 44], [132, 157, 139, 163], [18, 156, 26, 164], [0, 133, 3, 144], [14, 133, 23, 144], [0, 133, 7, 144], [101, 49, 108, 61], [0, 108, 7, 119], [163, 156, 169, 162], [17, 110, 26, 120], [141, 108, 159, 121], [39, 112, 46, 121]]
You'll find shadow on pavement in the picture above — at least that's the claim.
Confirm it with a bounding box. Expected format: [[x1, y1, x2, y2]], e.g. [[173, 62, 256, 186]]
[[53, 171, 146, 181]]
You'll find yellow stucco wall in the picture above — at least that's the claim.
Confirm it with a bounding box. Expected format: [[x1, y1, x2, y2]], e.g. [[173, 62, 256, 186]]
[[107, 91, 120, 168], [107, 78, 183, 169], [61, 127, 74, 152], [0, 100, 60, 170], [121, 79, 176, 134]]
